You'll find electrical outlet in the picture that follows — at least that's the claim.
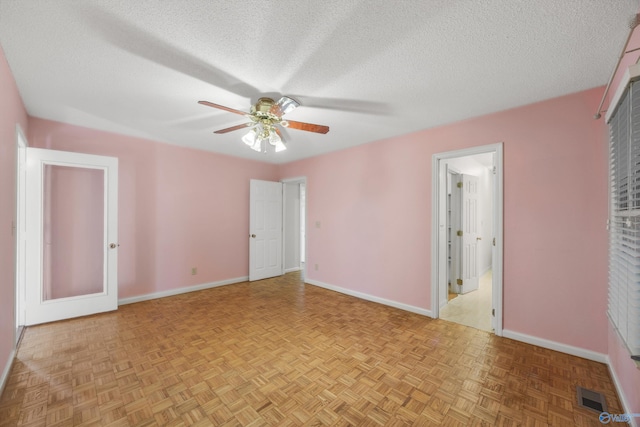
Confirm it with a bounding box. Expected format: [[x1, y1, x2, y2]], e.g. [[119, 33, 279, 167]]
[[314, 263, 319, 271], [191, 267, 197, 275]]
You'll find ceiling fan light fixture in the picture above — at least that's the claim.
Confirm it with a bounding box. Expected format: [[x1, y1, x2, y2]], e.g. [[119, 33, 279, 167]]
[[200, 96, 328, 154], [268, 131, 281, 146], [268, 131, 287, 152], [242, 128, 263, 152], [242, 129, 257, 146], [250, 138, 263, 152]]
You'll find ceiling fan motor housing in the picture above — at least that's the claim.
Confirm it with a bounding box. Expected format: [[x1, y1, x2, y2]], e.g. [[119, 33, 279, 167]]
[[254, 98, 276, 114]]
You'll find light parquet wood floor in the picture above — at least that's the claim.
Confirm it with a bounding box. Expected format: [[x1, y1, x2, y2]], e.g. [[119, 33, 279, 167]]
[[0, 272, 623, 426]]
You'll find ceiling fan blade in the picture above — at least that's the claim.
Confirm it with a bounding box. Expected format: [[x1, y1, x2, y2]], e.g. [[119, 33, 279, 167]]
[[289, 95, 391, 115], [214, 123, 254, 134], [270, 96, 300, 117], [285, 120, 330, 134], [199, 100, 248, 116]]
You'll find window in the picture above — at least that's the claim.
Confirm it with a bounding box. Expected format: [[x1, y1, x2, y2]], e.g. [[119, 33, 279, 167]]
[[608, 78, 640, 361]]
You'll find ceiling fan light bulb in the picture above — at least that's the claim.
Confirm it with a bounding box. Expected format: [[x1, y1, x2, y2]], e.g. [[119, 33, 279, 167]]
[[250, 138, 262, 152], [242, 129, 256, 146], [268, 132, 281, 147]]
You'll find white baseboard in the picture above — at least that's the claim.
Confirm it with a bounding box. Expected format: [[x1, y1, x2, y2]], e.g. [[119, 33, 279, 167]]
[[502, 329, 608, 364], [605, 356, 638, 427], [284, 267, 301, 273], [0, 349, 16, 397], [118, 276, 249, 306], [305, 278, 432, 317]]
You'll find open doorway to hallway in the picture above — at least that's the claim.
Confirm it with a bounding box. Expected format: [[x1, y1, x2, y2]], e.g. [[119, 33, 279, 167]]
[[432, 144, 503, 335], [282, 178, 307, 279]]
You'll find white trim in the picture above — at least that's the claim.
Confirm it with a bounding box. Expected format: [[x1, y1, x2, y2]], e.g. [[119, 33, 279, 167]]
[[606, 63, 640, 123], [605, 356, 638, 427], [431, 143, 504, 336], [118, 276, 248, 306], [280, 176, 307, 184], [306, 278, 432, 317], [14, 124, 27, 347], [281, 176, 308, 281], [0, 349, 16, 398], [502, 329, 607, 363]]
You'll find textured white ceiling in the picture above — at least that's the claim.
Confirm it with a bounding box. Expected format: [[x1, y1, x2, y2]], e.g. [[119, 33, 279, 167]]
[[0, 1, 636, 164]]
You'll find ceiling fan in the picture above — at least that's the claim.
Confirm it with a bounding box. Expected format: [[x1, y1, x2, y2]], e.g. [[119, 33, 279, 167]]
[[198, 96, 330, 152]]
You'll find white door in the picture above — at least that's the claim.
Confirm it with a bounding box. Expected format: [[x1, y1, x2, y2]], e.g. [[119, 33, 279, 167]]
[[25, 148, 118, 325], [249, 179, 283, 281], [461, 174, 480, 293], [449, 171, 462, 297]]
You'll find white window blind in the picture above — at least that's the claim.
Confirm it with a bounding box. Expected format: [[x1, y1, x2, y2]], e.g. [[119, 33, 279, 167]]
[[609, 80, 640, 361]]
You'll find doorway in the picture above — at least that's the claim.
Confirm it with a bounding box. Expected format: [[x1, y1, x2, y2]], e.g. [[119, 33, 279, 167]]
[[282, 177, 307, 278], [432, 143, 503, 335]]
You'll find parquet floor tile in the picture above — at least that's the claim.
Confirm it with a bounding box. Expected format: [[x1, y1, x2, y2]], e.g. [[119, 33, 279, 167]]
[[0, 272, 623, 426]]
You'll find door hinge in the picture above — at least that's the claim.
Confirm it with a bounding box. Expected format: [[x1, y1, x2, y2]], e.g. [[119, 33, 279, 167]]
[[457, 182, 463, 188], [492, 308, 495, 316], [492, 237, 495, 246], [456, 278, 463, 286], [457, 230, 463, 237]]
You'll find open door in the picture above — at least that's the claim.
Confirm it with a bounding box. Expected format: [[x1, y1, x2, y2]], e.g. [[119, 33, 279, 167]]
[[249, 179, 283, 281], [25, 148, 118, 325], [461, 173, 480, 293]]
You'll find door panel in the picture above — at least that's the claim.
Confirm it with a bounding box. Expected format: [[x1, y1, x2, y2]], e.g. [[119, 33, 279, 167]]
[[449, 171, 462, 296], [461, 174, 480, 292], [249, 179, 283, 281], [25, 148, 118, 325]]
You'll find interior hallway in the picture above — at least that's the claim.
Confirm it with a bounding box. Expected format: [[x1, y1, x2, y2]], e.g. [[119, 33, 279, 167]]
[[441, 270, 493, 332]]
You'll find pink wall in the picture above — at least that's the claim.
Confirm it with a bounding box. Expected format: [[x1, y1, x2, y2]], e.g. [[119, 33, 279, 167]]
[[28, 118, 279, 299], [0, 45, 28, 384], [280, 87, 609, 354]]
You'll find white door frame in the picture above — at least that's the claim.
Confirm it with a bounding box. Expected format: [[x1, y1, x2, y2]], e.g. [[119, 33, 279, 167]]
[[431, 143, 504, 336], [281, 176, 307, 278], [14, 125, 27, 345]]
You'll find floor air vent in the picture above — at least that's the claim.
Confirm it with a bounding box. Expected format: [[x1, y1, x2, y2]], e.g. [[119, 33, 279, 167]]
[[576, 386, 607, 413]]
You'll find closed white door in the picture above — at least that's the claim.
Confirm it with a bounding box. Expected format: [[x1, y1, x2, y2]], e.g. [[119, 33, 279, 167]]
[[249, 179, 283, 281], [461, 174, 480, 293], [25, 148, 118, 325]]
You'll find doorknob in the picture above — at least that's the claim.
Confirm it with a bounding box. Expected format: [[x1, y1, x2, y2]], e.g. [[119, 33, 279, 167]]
[[476, 237, 482, 241], [109, 243, 119, 249], [250, 234, 256, 238]]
